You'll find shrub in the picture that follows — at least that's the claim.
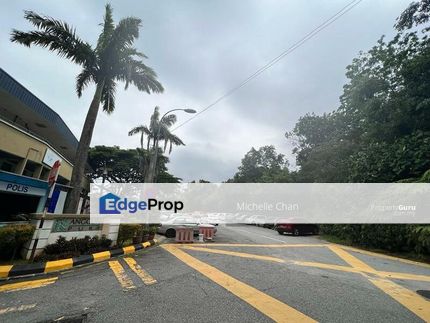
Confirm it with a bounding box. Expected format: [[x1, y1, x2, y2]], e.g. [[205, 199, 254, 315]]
[[42, 235, 112, 260], [0, 224, 35, 260], [117, 224, 141, 246], [320, 224, 430, 256]]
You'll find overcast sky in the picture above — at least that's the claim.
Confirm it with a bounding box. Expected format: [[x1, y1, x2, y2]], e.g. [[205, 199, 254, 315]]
[[0, 0, 411, 181]]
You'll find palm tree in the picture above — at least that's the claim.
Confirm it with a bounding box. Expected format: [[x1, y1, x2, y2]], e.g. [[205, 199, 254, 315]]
[[11, 5, 164, 213], [129, 107, 184, 181]]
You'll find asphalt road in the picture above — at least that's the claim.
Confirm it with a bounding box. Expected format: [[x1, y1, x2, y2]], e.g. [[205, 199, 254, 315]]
[[1, 224, 430, 323]]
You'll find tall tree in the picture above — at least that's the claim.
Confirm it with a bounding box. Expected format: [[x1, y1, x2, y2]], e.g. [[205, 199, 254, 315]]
[[288, 0, 430, 183], [128, 106, 184, 181], [11, 5, 164, 212], [229, 146, 290, 183]]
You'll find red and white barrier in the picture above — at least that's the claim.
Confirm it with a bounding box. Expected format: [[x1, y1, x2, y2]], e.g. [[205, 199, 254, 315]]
[[199, 225, 215, 241], [175, 227, 194, 243]]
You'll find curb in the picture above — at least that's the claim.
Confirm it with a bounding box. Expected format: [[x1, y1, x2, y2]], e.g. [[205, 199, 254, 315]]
[[0, 239, 158, 279]]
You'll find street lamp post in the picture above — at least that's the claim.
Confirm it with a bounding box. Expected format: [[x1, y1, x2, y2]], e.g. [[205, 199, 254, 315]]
[[144, 108, 196, 183]]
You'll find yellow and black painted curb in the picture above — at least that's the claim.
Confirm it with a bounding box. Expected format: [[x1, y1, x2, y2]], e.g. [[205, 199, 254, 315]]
[[0, 239, 157, 279]]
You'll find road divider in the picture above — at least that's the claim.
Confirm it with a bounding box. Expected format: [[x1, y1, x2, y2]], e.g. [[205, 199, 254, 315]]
[[0, 239, 158, 279]]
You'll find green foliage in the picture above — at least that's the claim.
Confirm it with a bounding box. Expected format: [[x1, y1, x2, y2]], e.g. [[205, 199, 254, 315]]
[[128, 106, 185, 182], [288, 2, 430, 185], [287, 2, 430, 257], [0, 224, 35, 260], [117, 224, 141, 246], [38, 235, 112, 261], [229, 146, 290, 183], [88, 145, 180, 183], [321, 224, 430, 256], [11, 5, 164, 111]]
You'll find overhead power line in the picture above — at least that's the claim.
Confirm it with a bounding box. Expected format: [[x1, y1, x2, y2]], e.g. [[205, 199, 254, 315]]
[[172, 0, 363, 132]]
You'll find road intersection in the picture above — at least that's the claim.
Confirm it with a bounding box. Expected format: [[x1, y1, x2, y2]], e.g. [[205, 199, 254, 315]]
[[0, 225, 429, 322]]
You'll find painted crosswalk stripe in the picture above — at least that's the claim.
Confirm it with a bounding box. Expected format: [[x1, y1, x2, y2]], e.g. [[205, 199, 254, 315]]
[[108, 260, 135, 290], [123, 257, 156, 285], [0, 277, 57, 293]]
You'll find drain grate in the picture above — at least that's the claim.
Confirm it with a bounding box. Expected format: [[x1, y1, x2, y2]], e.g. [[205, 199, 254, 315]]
[[416, 290, 430, 300]]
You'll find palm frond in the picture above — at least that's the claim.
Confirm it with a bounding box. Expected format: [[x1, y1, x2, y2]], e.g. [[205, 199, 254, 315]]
[[162, 114, 177, 127], [116, 58, 164, 93], [76, 67, 95, 97], [101, 79, 116, 114], [96, 4, 115, 51], [111, 17, 141, 49], [11, 11, 96, 68]]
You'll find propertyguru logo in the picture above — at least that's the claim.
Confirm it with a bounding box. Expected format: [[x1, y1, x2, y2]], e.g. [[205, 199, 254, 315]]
[[99, 192, 183, 214]]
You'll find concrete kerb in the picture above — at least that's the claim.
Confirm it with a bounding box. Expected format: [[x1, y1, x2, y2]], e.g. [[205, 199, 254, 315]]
[[0, 239, 160, 280]]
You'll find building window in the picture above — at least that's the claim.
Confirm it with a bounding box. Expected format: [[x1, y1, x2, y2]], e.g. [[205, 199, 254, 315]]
[[22, 160, 39, 178], [40, 167, 50, 180], [0, 150, 22, 173]]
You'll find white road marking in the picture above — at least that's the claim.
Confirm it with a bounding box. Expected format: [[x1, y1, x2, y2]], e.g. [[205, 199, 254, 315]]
[[0, 304, 36, 315]]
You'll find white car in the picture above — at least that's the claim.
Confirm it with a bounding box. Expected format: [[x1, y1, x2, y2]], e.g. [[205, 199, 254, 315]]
[[157, 217, 217, 238]]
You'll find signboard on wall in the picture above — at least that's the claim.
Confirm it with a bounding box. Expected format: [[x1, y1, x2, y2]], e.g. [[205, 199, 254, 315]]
[[52, 218, 102, 232], [0, 180, 46, 196], [43, 148, 62, 167]]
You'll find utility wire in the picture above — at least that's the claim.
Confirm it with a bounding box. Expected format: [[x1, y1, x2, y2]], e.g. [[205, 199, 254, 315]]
[[172, 0, 363, 132]]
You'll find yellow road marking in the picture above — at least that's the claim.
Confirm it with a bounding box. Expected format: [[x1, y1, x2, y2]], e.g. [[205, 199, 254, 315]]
[[44, 258, 73, 273], [0, 303, 36, 315], [328, 245, 376, 273], [108, 261, 135, 290], [340, 245, 430, 269], [0, 277, 57, 293], [93, 251, 111, 262], [293, 261, 361, 274], [162, 245, 316, 322], [377, 271, 430, 282], [165, 243, 325, 248], [369, 277, 430, 322], [0, 265, 13, 279], [181, 246, 286, 263], [293, 261, 430, 282], [123, 257, 156, 285], [330, 246, 430, 321]]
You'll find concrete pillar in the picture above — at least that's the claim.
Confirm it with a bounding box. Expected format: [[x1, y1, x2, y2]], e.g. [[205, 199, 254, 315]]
[[102, 224, 119, 246], [21, 218, 54, 259]]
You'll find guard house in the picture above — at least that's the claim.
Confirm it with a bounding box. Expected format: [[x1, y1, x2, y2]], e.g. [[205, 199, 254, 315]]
[[0, 68, 88, 222]]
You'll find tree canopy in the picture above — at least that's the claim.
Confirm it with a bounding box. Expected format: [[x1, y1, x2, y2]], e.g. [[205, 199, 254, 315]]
[[287, 1, 430, 183], [87, 146, 180, 183], [229, 146, 290, 183]]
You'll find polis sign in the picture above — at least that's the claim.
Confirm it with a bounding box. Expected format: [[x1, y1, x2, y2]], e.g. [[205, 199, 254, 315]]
[[0, 181, 47, 196]]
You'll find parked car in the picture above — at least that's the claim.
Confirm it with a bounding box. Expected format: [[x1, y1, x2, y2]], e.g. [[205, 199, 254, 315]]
[[275, 219, 319, 236], [157, 217, 217, 238]]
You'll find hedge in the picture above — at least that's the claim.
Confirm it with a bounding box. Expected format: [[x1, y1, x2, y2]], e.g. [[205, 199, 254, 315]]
[[320, 224, 430, 256], [0, 224, 35, 260], [35, 235, 112, 261]]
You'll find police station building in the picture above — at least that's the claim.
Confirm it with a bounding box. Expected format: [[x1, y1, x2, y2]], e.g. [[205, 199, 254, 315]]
[[0, 68, 87, 221]]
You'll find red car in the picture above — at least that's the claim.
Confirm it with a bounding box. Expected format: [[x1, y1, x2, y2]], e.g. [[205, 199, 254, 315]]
[[275, 220, 319, 236]]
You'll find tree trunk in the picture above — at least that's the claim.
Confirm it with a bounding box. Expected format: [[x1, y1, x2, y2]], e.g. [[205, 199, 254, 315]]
[[64, 81, 105, 213], [145, 140, 159, 183]]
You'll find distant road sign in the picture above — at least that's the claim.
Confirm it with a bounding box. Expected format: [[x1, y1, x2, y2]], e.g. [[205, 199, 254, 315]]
[[48, 160, 61, 187]]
